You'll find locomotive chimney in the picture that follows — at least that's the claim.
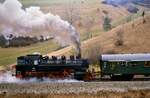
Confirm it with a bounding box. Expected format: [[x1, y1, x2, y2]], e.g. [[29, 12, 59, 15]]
[[78, 51, 81, 59], [77, 46, 81, 59]]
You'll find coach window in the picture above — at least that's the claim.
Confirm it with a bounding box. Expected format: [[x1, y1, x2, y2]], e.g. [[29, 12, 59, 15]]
[[120, 62, 126, 67], [103, 62, 107, 68], [124, 61, 128, 66], [145, 61, 150, 67], [130, 62, 137, 67]]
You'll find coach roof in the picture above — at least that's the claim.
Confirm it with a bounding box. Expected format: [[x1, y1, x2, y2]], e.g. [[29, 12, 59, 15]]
[[101, 53, 150, 61]]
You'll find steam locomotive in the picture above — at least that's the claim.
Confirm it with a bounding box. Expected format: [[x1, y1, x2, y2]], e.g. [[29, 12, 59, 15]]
[[13, 53, 150, 81], [14, 54, 92, 81]]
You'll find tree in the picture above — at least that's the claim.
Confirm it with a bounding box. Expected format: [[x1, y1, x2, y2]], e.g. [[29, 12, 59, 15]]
[[84, 16, 95, 38], [115, 30, 124, 46], [64, 1, 81, 25], [0, 35, 7, 47], [103, 15, 111, 31]]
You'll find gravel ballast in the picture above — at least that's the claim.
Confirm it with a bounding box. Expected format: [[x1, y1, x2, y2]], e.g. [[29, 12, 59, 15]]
[[0, 81, 150, 94]]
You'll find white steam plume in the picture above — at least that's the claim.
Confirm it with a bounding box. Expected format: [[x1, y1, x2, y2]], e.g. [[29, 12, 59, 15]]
[[0, 0, 80, 54], [0, 71, 81, 83]]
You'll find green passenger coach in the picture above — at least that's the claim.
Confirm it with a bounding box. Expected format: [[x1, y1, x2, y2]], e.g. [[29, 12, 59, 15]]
[[100, 54, 150, 80]]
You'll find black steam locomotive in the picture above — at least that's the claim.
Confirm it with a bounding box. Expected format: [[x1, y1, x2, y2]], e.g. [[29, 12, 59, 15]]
[[14, 54, 92, 80]]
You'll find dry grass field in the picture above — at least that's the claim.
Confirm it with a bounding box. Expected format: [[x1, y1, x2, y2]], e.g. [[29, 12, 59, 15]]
[[82, 14, 150, 54], [0, 90, 150, 98], [47, 13, 150, 58]]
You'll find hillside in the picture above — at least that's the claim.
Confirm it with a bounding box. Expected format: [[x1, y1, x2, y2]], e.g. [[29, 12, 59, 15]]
[[0, 0, 130, 67], [0, 0, 149, 67], [82, 14, 150, 55], [20, 0, 130, 39], [47, 14, 150, 58]]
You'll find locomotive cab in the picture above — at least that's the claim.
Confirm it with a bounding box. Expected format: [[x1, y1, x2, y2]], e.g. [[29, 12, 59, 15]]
[[17, 55, 42, 66]]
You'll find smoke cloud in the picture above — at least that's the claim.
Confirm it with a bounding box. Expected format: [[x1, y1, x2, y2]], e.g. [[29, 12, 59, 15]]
[[0, 0, 80, 54]]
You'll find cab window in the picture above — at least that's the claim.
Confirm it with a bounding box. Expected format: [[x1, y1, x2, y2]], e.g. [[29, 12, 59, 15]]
[[17, 59, 25, 65]]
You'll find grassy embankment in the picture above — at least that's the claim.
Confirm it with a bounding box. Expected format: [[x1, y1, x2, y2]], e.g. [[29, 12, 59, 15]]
[[0, 40, 59, 66]]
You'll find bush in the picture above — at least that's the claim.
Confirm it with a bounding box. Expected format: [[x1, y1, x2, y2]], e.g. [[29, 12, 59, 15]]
[[127, 6, 139, 13], [115, 30, 124, 46], [101, 0, 128, 7], [9, 36, 39, 47], [0, 35, 40, 48]]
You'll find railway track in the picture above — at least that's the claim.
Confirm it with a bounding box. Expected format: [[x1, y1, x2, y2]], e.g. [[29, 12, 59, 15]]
[[98, 75, 150, 81]]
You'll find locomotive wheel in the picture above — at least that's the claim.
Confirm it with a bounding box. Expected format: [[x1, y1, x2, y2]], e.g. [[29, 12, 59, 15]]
[[110, 75, 119, 81], [110, 74, 134, 81], [74, 71, 93, 81], [83, 71, 93, 81], [144, 74, 150, 77], [62, 69, 73, 77], [74, 72, 85, 80], [125, 74, 134, 81]]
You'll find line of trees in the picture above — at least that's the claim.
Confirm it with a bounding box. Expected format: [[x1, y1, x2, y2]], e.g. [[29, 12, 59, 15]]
[[0, 35, 51, 48]]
